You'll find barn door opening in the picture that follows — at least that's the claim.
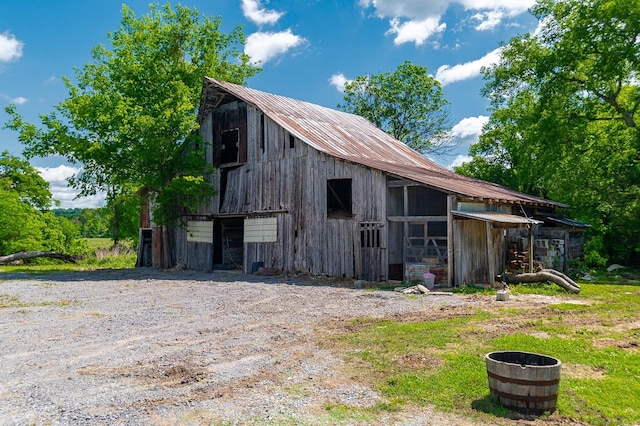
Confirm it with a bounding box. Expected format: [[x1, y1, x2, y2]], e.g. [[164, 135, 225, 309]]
[[360, 222, 385, 281], [212, 218, 244, 270]]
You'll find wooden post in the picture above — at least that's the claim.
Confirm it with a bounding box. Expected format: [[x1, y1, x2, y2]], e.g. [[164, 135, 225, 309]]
[[402, 185, 409, 280], [487, 221, 495, 285], [528, 225, 534, 273], [447, 195, 454, 287]]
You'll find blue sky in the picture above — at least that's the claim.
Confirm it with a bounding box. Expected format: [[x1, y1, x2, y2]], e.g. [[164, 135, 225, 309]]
[[0, 0, 539, 208]]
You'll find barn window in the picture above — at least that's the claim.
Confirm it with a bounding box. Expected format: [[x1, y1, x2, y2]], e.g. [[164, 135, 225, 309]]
[[221, 128, 239, 164], [360, 222, 383, 248], [289, 134, 295, 149], [327, 178, 352, 217]]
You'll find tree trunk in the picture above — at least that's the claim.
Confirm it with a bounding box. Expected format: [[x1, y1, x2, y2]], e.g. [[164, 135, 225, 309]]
[[503, 269, 580, 293], [0, 251, 77, 265]]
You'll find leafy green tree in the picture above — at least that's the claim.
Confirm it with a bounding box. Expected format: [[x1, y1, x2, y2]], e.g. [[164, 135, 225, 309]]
[[338, 60, 452, 154], [5, 3, 259, 239], [0, 152, 85, 256], [458, 0, 640, 264], [104, 189, 141, 245], [0, 184, 45, 254], [74, 208, 110, 238], [41, 212, 87, 255], [0, 150, 52, 209]]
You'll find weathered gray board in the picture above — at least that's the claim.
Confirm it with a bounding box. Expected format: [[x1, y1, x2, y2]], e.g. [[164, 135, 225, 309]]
[[178, 102, 389, 280]]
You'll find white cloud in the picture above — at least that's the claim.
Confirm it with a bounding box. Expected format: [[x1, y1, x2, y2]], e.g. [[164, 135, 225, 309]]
[[36, 165, 106, 209], [448, 154, 472, 170], [0, 31, 23, 63], [245, 29, 305, 65], [11, 96, 28, 105], [360, 0, 449, 19], [241, 0, 283, 26], [359, 0, 534, 45], [458, 0, 534, 15], [329, 73, 351, 92], [435, 47, 502, 85], [472, 10, 505, 31], [386, 17, 446, 46], [451, 115, 489, 139], [447, 115, 488, 152]]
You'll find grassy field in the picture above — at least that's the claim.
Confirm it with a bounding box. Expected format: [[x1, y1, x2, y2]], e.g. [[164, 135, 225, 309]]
[[0, 238, 136, 273], [327, 273, 640, 425]]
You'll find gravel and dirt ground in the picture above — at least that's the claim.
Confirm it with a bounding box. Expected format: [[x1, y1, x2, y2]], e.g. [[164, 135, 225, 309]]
[[0, 268, 577, 425]]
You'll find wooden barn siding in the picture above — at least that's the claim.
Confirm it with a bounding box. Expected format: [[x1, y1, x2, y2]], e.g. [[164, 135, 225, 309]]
[[173, 113, 215, 267], [173, 224, 212, 271], [178, 102, 387, 278], [241, 105, 387, 279], [453, 220, 503, 285]]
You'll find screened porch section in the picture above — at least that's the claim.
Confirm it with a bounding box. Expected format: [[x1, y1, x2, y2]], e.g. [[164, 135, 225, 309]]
[[387, 179, 449, 284]]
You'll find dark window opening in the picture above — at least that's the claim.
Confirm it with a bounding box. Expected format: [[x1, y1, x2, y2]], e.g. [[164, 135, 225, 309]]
[[429, 221, 447, 237], [327, 178, 352, 217], [408, 186, 447, 216], [221, 129, 239, 164], [409, 224, 425, 246], [360, 222, 383, 248], [289, 134, 295, 149]]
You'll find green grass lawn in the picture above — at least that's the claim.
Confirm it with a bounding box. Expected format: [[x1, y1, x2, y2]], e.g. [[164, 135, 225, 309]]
[[328, 278, 640, 425]]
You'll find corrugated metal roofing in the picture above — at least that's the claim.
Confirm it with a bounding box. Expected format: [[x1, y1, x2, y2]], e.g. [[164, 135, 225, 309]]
[[543, 217, 590, 228], [202, 77, 565, 208], [452, 211, 543, 225]]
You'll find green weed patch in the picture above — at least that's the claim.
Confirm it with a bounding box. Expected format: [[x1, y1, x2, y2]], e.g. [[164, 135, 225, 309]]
[[330, 282, 640, 424]]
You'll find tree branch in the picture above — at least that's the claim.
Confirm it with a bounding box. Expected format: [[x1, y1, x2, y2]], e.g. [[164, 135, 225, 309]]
[[0, 251, 78, 265]]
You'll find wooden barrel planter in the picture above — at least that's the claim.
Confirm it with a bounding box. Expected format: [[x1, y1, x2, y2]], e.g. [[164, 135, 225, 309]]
[[486, 351, 561, 414]]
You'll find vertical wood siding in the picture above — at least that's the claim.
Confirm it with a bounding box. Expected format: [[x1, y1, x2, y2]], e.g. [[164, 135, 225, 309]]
[[454, 220, 504, 285], [177, 101, 388, 279]]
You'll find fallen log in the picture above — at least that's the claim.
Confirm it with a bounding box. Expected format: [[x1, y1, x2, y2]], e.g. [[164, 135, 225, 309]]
[[503, 269, 580, 293], [0, 251, 77, 265]]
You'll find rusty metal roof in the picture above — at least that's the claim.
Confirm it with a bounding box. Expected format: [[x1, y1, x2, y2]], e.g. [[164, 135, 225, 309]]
[[452, 211, 543, 225], [202, 78, 565, 208]]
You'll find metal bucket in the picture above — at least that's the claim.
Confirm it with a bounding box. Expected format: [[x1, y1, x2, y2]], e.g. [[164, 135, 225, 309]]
[[486, 351, 561, 414]]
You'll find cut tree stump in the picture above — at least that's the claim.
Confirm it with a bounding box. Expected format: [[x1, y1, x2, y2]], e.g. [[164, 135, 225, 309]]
[[503, 269, 580, 293], [0, 251, 77, 265]]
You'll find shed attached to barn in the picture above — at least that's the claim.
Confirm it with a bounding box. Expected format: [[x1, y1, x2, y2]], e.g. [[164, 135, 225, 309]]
[[168, 78, 577, 286]]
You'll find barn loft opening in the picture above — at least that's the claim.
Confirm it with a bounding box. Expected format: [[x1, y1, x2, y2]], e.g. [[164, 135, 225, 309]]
[[221, 128, 239, 164], [327, 178, 352, 218]]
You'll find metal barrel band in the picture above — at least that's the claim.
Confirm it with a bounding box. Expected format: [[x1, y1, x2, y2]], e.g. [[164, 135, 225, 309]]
[[491, 388, 558, 403], [488, 370, 560, 386]]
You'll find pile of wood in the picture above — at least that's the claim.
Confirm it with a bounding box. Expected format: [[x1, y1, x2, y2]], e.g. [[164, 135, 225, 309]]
[[507, 246, 544, 273]]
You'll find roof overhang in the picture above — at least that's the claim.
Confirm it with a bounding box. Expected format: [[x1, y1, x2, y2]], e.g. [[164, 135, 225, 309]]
[[453, 211, 543, 227], [543, 216, 590, 228]]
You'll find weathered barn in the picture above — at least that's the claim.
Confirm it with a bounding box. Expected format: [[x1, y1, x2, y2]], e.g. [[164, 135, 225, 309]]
[[166, 78, 580, 286]]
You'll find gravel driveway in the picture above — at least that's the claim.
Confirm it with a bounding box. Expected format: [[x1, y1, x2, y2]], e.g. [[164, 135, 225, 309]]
[[0, 268, 477, 425]]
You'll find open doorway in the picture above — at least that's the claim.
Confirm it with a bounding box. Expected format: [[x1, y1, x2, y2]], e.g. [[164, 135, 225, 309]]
[[213, 218, 244, 270]]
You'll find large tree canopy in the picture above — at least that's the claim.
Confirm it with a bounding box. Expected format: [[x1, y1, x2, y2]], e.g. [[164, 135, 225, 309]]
[[5, 3, 259, 227], [0, 151, 84, 256], [0, 150, 51, 210], [457, 0, 640, 264], [338, 60, 452, 155]]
